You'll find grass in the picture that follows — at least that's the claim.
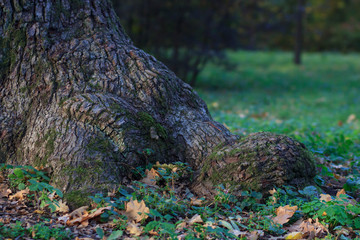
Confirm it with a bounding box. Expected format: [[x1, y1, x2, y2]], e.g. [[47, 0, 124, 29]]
[[196, 51, 360, 170]]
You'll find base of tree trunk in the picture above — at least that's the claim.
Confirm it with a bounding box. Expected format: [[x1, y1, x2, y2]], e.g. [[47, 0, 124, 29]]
[[0, 1, 316, 202], [192, 132, 316, 197]]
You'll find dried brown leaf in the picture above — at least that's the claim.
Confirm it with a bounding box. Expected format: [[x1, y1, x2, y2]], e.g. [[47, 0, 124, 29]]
[[0, 184, 11, 198], [69, 206, 89, 219], [125, 199, 149, 222], [249, 230, 264, 240], [273, 205, 298, 225], [140, 168, 159, 186], [299, 218, 328, 238], [187, 214, 203, 225], [190, 198, 203, 206], [9, 188, 29, 201], [176, 221, 187, 230], [269, 188, 277, 195], [127, 222, 143, 236], [320, 194, 332, 202], [55, 200, 69, 213], [88, 206, 111, 219]]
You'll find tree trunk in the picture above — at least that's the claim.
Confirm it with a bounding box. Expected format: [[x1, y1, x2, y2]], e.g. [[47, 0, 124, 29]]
[[294, 0, 305, 65], [0, 0, 315, 199]]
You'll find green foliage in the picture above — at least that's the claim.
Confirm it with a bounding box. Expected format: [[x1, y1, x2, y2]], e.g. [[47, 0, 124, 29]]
[[2, 164, 63, 212], [0, 222, 72, 240], [198, 51, 360, 194], [30, 223, 72, 240], [302, 197, 360, 229]]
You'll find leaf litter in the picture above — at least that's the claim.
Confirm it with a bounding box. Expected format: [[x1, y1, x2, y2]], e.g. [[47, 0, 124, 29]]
[[0, 163, 359, 239]]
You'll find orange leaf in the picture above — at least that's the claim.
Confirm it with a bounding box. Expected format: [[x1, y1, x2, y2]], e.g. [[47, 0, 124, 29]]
[[336, 189, 346, 198]]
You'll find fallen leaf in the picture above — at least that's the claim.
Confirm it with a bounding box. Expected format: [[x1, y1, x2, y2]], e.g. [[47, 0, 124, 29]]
[[347, 114, 356, 123], [273, 205, 298, 225], [187, 214, 203, 225], [9, 188, 30, 201], [211, 102, 219, 108], [299, 218, 328, 238], [78, 220, 89, 228], [127, 222, 143, 236], [55, 200, 70, 213], [125, 199, 149, 222], [176, 221, 187, 230], [69, 206, 89, 218], [140, 168, 159, 186], [336, 189, 346, 198], [88, 206, 111, 218], [34, 209, 45, 214], [67, 206, 89, 226], [58, 215, 70, 224], [285, 232, 303, 239], [0, 184, 11, 198], [190, 198, 203, 206], [249, 230, 264, 240], [148, 230, 159, 236], [269, 188, 277, 195], [320, 194, 332, 202], [286, 218, 304, 232]]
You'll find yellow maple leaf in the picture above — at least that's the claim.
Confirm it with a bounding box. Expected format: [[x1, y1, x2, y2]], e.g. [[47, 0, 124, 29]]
[[273, 205, 298, 225], [125, 199, 149, 222]]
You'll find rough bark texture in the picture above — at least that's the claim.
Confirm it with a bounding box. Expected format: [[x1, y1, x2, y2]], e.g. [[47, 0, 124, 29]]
[[192, 132, 316, 197], [0, 0, 315, 199]]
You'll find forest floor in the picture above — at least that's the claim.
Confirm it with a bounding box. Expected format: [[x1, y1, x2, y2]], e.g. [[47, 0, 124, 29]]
[[1, 51, 360, 239]]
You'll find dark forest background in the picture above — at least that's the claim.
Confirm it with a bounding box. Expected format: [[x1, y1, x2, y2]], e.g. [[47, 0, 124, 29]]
[[112, 0, 360, 85]]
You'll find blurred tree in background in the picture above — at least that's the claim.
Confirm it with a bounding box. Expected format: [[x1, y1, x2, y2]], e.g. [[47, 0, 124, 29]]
[[112, 0, 360, 85], [113, 0, 240, 86]]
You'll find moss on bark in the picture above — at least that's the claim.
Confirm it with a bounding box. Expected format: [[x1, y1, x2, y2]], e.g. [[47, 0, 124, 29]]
[[193, 132, 316, 197]]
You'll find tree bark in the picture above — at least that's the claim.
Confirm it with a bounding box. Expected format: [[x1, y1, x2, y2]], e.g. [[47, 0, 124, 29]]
[[0, 0, 315, 199], [294, 0, 305, 65]]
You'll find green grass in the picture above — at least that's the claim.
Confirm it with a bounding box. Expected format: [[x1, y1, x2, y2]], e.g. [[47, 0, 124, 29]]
[[197, 51, 359, 151], [196, 51, 360, 191]]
